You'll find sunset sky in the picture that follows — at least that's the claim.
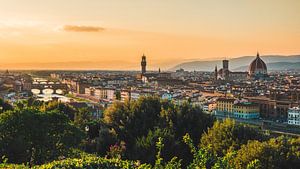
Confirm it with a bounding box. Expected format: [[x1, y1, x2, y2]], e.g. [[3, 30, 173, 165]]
[[0, 0, 299, 70]]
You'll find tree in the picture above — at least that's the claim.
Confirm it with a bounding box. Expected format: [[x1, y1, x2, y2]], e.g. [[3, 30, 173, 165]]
[[21, 97, 43, 109], [200, 119, 264, 157], [0, 109, 84, 165], [159, 102, 214, 166], [42, 101, 77, 120], [74, 107, 93, 129], [0, 98, 13, 113], [115, 91, 121, 100], [172, 102, 213, 144], [103, 97, 213, 166], [95, 125, 117, 156], [133, 128, 175, 164], [234, 136, 300, 169]]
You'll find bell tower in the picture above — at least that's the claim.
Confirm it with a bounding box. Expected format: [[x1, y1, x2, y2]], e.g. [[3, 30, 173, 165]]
[[214, 65, 218, 81], [141, 54, 147, 74], [222, 59, 229, 80]]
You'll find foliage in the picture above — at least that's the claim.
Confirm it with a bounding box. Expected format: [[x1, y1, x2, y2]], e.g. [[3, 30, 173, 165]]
[[107, 141, 126, 159], [0, 98, 13, 113], [246, 159, 261, 169], [200, 119, 264, 157], [74, 107, 93, 129], [184, 133, 213, 168], [0, 109, 84, 165], [42, 101, 77, 120], [93, 124, 118, 156], [154, 137, 182, 169], [115, 91, 121, 100], [103, 96, 213, 165], [134, 128, 175, 164], [16, 97, 43, 109], [234, 136, 300, 169], [183, 133, 264, 169], [36, 156, 150, 169], [0, 96, 299, 169]]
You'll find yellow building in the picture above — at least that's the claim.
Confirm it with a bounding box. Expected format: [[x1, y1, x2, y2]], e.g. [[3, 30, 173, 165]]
[[216, 98, 236, 114], [216, 98, 260, 119], [233, 102, 260, 119]]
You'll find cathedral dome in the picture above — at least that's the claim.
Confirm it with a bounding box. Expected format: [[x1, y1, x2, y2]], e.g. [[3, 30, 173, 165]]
[[248, 53, 267, 76]]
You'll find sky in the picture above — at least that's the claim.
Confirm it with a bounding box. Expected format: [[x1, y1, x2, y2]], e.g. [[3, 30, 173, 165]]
[[0, 0, 299, 70]]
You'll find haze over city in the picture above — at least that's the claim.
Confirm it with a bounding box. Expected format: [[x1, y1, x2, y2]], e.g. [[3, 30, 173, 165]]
[[0, 0, 300, 70], [1, 1, 300, 168]]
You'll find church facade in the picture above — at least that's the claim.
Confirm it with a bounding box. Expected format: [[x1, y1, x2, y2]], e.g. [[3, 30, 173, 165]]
[[214, 60, 248, 81], [214, 52, 268, 81]]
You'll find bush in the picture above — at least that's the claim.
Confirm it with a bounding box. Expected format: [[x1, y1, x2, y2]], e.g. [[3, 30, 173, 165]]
[[36, 156, 150, 169]]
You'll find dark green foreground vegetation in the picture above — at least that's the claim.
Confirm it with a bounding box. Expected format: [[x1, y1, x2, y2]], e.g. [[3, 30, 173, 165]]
[[0, 97, 299, 168]]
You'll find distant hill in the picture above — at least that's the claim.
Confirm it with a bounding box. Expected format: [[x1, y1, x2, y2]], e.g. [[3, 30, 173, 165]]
[[234, 62, 300, 71], [170, 55, 300, 71]]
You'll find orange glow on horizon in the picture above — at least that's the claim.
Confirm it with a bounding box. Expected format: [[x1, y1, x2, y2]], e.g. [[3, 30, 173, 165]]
[[0, 0, 299, 70]]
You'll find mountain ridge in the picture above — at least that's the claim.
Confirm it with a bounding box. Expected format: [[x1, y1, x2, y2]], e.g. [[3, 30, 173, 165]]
[[170, 55, 300, 71]]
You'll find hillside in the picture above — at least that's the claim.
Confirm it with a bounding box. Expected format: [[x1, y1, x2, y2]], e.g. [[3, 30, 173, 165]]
[[234, 62, 300, 71], [170, 55, 300, 71]]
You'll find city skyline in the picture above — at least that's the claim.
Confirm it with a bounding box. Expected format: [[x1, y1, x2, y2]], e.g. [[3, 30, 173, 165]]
[[0, 0, 300, 70]]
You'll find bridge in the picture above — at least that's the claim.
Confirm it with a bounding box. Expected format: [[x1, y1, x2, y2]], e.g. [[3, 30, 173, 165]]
[[31, 81, 69, 94]]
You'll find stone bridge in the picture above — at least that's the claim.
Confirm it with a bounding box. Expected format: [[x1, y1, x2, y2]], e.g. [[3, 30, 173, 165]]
[[31, 81, 69, 94]]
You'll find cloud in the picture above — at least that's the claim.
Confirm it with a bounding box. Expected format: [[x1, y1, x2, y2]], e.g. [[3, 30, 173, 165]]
[[63, 25, 105, 32]]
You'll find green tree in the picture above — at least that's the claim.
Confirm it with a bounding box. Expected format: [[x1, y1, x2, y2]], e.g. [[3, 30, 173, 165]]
[[95, 125, 117, 156], [234, 136, 300, 169], [21, 97, 43, 109], [154, 137, 182, 169], [74, 107, 93, 129], [103, 97, 213, 166], [159, 102, 213, 166], [115, 91, 121, 100], [0, 109, 84, 165], [0, 98, 13, 113], [172, 102, 213, 145], [200, 119, 264, 157], [42, 101, 77, 120], [133, 128, 175, 164]]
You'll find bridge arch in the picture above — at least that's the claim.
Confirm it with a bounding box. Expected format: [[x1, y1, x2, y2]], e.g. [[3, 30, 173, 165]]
[[31, 81, 69, 95]]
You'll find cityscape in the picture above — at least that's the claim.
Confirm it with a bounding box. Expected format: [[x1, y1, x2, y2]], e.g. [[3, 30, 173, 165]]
[[0, 0, 299, 169]]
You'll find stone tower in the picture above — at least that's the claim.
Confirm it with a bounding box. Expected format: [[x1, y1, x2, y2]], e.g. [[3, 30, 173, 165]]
[[141, 54, 147, 74], [214, 65, 218, 81], [222, 59, 229, 80]]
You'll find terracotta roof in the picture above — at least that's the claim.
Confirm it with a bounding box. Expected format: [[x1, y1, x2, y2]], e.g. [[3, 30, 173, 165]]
[[248, 53, 267, 75]]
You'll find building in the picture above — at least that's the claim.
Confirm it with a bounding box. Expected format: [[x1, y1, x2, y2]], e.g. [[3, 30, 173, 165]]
[[215, 60, 230, 81], [216, 98, 236, 114], [161, 92, 173, 100], [216, 98, 260, 119], [130, 91, 141, 100], [203, 102, 217, 113], [214, 52, 267, 82], [121, 90, 130, 102], [137, 54, 182, 85], [247, 89, 300, 119], [141, 54, 147, 75], [85, 87, 95, 96], [248, 52, 268, 79], [288, 107, 300, 126], [215, 59, 248, 81], [233, 102, 260, 119], [76, 81, 90, 94], [229, 72, 248, 81], [85, 87, 115, 101], [94, 88, 115, 101]]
